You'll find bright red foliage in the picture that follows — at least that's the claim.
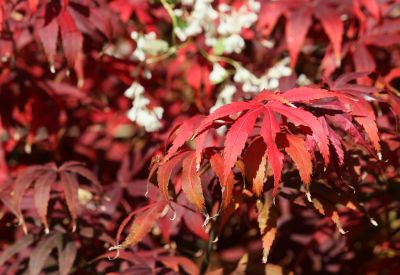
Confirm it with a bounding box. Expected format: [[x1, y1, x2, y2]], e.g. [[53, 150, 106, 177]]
[[0, 0, 400, 274]]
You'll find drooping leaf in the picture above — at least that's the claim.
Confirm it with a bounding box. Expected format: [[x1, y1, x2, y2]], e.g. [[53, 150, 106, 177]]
[[38, 18, 59, 72], [285, 7, 312, 67], [58, 10, 83, 68], [243, 138, 267, 196], [319, 117, 344, 165], [284, 134, 313, 190], [210, 153, 234, 209], [181, 152, 205, 212], [355, 116, 381, 153], [257, 192, 278, 263], [267, 101, 330, 165], [13, 165, 52, 228], [260, 109, 284, 196], [57, 242, 77, 275], [29, 234, 61, 275], [314, 4, 343, 65], [117, 201, 167, 249], [59, 171, 80, 231], [60, 161, 102, 189], [0, 234, 34, 266], [157, 152, 190, 203], [223, 107, 262, 183], [159, 256, 199, 275], [194, 130, 208, 171], [33, 170, 57, 233], [164, 115, 204, 162]]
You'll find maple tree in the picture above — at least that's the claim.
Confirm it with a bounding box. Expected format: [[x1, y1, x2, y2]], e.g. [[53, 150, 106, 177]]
[[0, 0, 400, 274]]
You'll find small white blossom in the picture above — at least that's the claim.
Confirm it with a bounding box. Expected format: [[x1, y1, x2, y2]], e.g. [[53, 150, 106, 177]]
[[130, 32, 168, 61], [125, 82, 164, 132], [182, 0, 194, 5], [218, 4, 230, 13], [174, 9, 183, 17], [209, 63, 228, 84], [233, 58, 293, 93], [124, 81, 144, 99], [297, 74, 312, 86], [223, 34, 245, 54]]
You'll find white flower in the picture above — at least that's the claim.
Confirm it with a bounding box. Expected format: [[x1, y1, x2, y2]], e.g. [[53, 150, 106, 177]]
[[182, 0, 194, 5], [218, 4, 230, 13], [209, 63, 228, 84], [223, 34, 245, 54], [234, 67, 253, 83], [217, 1, 259, 36], [124, 81, 144, 99], [130, 32, 168, 61], [174, 9, 183, 17], [297, 74, 312, 86], [124, 82, 164, 132]]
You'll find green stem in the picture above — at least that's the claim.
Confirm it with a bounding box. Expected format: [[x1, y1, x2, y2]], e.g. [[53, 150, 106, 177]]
[[160, 0, 178, 46]]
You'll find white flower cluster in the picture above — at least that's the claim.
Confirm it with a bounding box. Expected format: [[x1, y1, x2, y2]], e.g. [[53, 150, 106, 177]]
[[130, 32, 169, 62], [175, 0, 260, 54], [233, 58, 293, 93], [124, 82, 164, 132]]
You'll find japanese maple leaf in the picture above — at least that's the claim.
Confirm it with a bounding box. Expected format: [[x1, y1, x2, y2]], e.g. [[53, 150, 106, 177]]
[[257, 0, 344, 67], [328, 72, 382, 155], [163, 87, 337, 200], [13, 161, 101, 233], [110, 200, 167, 251]]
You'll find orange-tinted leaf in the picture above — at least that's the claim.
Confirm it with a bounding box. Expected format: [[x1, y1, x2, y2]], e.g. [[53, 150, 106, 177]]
[[194, 130, 208, 171], [284, 134, 313, 188], [355, 116, 381, 153], [268, 101, 330, 166], [165, 115, 204, 161], [257, 192, 278, 263], [118, 201, 166, 248], [253, 153, 268, 196], [159, 256, 199, 275], [243, 138, 267, 196], [157, 152, 189, 203], [210, 153, 234, 209], [181, 152, 205, 211]]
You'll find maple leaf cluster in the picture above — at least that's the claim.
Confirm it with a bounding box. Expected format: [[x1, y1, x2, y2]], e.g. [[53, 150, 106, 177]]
[[0, 0, 400, 274]]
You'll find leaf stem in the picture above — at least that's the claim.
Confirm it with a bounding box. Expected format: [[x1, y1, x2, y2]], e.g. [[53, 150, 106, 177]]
[[160, 0, 178, 46]]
